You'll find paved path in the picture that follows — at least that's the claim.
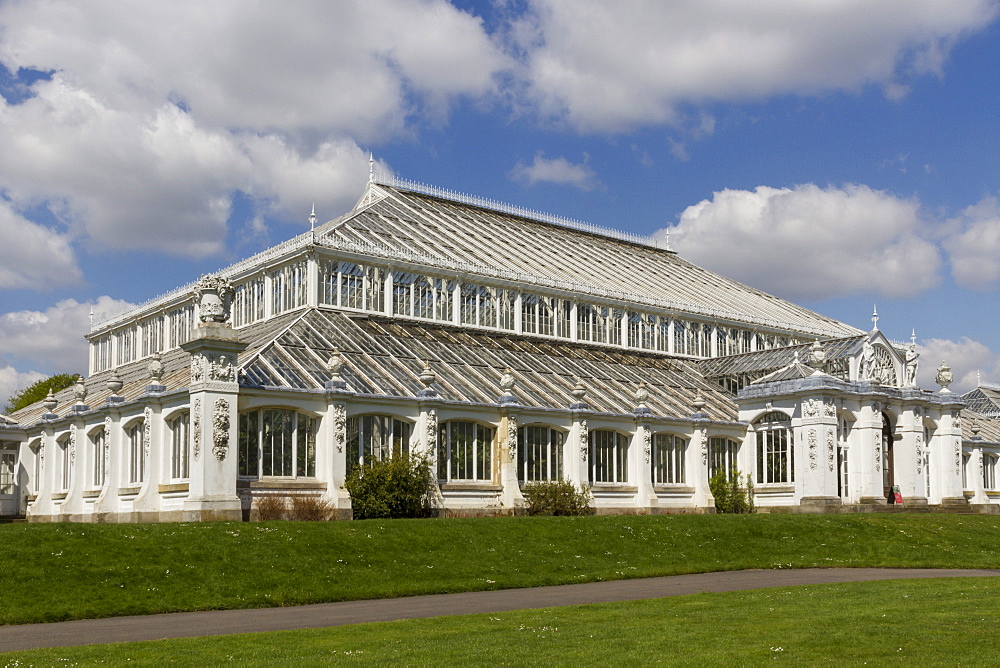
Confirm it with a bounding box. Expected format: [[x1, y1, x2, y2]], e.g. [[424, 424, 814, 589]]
[[2, 568, 998, 652]]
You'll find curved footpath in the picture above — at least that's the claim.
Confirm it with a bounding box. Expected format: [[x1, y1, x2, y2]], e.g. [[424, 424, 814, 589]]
[[2, 568, 998, 652]]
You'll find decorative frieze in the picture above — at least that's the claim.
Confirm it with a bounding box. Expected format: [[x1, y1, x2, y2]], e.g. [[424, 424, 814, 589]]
[[875, 432, 881, 472], [192, 399, 201, 460], [916, 434, 923, 476], [333, 403, 347, 454], [808, 429, 817, 470], [425, 409, 437, 465], [143, 407, 152, 458], [641, 424, 651, 465], [190, 352, 237, 387], [579, 420, 588, 461], [955, 438, 961, 475], [212, 398, 230, 460], [507, 414, 518, 461], [103, 417, 112, 477], [826, 430, 835, 471]]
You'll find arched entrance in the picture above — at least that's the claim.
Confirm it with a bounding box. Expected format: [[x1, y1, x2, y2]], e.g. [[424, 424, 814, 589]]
[[881, 412, 895, 503]]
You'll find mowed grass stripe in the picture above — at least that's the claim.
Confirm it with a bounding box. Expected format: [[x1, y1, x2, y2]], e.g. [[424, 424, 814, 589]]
[[3, 578, 999, 665], [3, 513, 1000, 625]]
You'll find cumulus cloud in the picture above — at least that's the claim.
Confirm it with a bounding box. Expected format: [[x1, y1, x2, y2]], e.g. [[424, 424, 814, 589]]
[[916, 337, 1000, 394], [0, 297, 133, 376], [0, 1, 507, 258], [515, 0, 998, 131], [662, 184, 941, 301], [0, 198, 81, 289], [0, 365, 46, 416], [509, 152, 600, 190], [942, 195, 1000, 290]]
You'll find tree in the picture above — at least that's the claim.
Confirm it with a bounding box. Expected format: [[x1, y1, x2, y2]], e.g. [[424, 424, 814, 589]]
[[4, 373, 80, 415]]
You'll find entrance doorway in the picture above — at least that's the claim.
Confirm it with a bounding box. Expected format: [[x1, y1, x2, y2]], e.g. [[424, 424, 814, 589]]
[[881, 412, 895, 503]]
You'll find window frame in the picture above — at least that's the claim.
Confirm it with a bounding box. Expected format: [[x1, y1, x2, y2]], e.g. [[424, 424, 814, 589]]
[[238, 408, 318, 479], [754, 412, 794, 485], [589, 429, 630, 484], [651, 432, 686, 485], [437, 420, 494, 483], [517, 425, 565, 483]]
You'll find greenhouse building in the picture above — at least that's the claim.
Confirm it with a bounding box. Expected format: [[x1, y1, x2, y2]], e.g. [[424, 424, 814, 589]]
[[1, 171, 998, 522]]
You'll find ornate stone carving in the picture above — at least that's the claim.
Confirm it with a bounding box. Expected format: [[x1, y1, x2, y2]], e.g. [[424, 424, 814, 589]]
[[191, 353, 205, 385], [333, 403, 347, 454], [212, 398, 230, 460], [106, 372, 123, 396], [507, 414, 518, 461], [701, 436, 708, 466], [641, 425, 651, 465], [193, 274, 235, 323], [954, 438, 961, 475], [69, 426, 76, 466], [874, 432, 881, 472], [823, 400, 837, 418], [210, 355, 236, 382], [143, 407, 152, 458], [916, 434, 924, 475], [979, 451, 985, 477], [103, 416, 112, 476], [827, 430, 835, 471], [579, 420, 589, 461], [425, 409, 437, 464], [192, 399, 201, 460], [808, 429, 818, 470], [952, 410, 962, 427], [803, 399, 820, 418]]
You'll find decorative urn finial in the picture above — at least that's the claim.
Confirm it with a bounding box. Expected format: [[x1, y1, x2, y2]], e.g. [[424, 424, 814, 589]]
[[418, 360, 437, 397], [106, 371, 123, 397], [809, 339, 826, 368], [42, 388, 58, 413], [193, 274, 235, 324], [73, 377, 88, 404], [692, 390, 707, 415], [326, 349, 345, 380], [936, 360, 954, 394], [147, 352, 164, 384], [571, 381, 587, 402], [500, 368, 515, 394]]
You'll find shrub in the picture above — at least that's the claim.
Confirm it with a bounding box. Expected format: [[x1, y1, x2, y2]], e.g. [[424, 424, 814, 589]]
[[709, 469, 755, 514], [345, 453, 435, 520], [521, 480, 593, 516], [254, 495, 286, 521], [289, 495, 333, 521]]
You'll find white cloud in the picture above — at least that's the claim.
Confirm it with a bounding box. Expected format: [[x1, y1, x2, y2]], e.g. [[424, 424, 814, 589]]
[[0, 297, 133, 376], [0, 1, 507, 258], [0, 198, 81, 289], [942, 195, 1000, 290], [916, 337, 1000, 394], [0, 365, 46, 415], [509, 152, 600, 190], [515, 0, 998, 131], [663, 184, 941, 301]]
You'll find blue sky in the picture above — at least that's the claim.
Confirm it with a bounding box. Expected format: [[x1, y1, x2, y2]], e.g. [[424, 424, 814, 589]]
[[1, 0, 999, 406]]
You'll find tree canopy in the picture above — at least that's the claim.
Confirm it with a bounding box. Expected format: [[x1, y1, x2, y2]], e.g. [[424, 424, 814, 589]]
[[4, 373, 80, 415]]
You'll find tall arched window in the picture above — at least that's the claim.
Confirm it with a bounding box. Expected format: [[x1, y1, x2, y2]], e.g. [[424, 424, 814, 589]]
[[438, 421, 494, 483], [517, 425, 564, 482], [708, 437, 740, 480], [346, 415, 411, 477], [755, 412, 793, 485], [238, 409, 317, 478], [590, 430, 629, 484], [651, 433, 686, 484], [127, 421, 145, 485], [91, 429, 106, 488], [168, 413, 190, 481]]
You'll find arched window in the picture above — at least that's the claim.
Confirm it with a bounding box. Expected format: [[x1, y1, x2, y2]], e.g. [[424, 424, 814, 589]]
[[590, 430, 629, 484], [517, 425, 564, 482], [127, 420, 145, 485], [0, 448, 15, 495], [984, 453, 998, 491], [708, 437, 740, 480], [346, 415, 411, 477], [438, 421, 494, 483], [91, 429, 106, 488], [238, 409, 317, 478], [168, 413, 190, 481], [652, 433, 686, 484], [58, 434, 72, 492], [755, 412, 792, 485]]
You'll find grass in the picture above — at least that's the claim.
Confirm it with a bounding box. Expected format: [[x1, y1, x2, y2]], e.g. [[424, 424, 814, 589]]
[[2, 513, 1000, 626], [3, 578, 1000, 665]]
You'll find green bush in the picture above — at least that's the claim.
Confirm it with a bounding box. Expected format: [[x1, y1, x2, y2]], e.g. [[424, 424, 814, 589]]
[[521, 480, 593, 516], [345, 453, 434, 520], [709, 469, 755, 514]]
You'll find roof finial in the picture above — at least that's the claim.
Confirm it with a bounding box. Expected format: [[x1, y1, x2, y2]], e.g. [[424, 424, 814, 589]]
[[308, 203, 317, 231], [910, 328, 916, 345], [871, 305, 879, 332], [368, 152, 375, 184], [978, 369, 982, 386], [89, 307, 94, 332]]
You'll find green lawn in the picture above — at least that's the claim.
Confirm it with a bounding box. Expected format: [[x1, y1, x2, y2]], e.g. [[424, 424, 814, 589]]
[[2, 513, 1000, 625], [3, 578, 998, 665]]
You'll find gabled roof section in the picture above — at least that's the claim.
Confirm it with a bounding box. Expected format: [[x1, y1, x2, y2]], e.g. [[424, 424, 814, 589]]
[[751, 360, 830, 385], [241, 309, 738, 421], [962, 385, 1000, 418], [315, 178, 860, 340], [700, 335, 864, 379]]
